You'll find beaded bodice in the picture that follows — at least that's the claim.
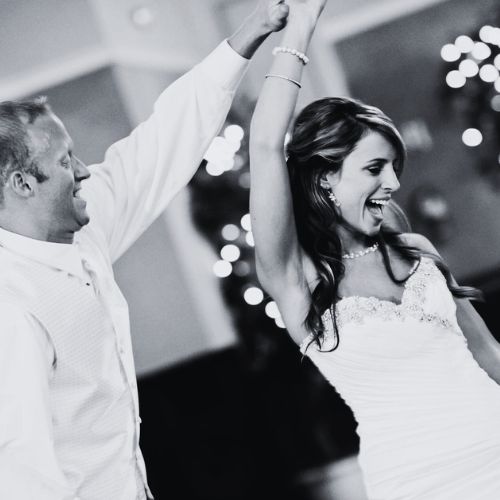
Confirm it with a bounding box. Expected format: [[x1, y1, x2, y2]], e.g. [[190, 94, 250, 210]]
[[331, 257, 457, 332]]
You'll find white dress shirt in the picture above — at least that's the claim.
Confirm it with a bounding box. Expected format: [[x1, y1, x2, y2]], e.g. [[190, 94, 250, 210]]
[[0, 40, 248, 500]]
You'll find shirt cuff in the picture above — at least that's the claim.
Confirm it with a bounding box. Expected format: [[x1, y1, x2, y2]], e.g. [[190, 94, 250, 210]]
[[197, 39, 250, 92]]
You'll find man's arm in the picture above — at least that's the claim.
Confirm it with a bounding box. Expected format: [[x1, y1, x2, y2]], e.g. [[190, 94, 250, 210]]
[[228, 0, 289, 59], [0, 303, 75, 500], [82, 1, 289, 262]]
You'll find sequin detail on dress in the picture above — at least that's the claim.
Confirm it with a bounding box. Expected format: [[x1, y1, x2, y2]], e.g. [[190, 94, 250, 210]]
[[303, 258, 458, 351]]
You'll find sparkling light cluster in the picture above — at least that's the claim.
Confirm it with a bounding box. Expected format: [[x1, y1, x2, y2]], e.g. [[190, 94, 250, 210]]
[[441, 25, 500, 149], [208, 125, 286, 329]]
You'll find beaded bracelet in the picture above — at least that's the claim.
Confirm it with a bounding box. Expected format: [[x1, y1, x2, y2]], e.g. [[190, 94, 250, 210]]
[[272, 46, 309, 65], [265, 74, 302, 89]]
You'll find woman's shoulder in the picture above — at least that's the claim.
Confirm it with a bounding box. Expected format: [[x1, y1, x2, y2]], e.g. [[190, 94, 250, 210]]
[[399, 232, 440, 256]]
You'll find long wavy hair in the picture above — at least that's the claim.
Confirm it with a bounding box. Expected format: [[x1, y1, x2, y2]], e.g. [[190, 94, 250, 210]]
[[286, 97, 480, 351]]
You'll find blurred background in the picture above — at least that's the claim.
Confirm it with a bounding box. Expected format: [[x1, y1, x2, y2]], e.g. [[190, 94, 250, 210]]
[[2, 0, 500, 498]]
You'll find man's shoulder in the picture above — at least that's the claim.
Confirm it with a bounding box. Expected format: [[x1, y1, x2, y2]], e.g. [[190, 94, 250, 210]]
[[0, 249, 39, 304]]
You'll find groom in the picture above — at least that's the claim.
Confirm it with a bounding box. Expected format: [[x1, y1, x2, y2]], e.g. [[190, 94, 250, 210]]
[[0, 2, 290, 499]]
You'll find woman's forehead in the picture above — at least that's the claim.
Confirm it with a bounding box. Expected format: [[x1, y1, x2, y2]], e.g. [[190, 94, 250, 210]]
[[349, 131, 396, 162]]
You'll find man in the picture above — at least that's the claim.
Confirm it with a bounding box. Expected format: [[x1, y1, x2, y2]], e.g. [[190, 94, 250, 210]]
[[0, 2, 290, 498]]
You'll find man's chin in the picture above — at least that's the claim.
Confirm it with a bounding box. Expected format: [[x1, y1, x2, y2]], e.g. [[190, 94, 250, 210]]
[[76, 209, 90, 228]]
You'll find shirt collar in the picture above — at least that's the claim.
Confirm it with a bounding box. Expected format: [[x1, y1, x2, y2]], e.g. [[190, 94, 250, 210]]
[[0, 226, 85, 279]]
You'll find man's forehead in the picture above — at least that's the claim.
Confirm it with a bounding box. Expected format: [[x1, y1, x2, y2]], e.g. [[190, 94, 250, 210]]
[[27, 112, 72, 155]]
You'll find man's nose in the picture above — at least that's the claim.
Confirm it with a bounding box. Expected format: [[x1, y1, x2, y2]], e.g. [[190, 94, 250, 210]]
[[73, 155, 91, 181]]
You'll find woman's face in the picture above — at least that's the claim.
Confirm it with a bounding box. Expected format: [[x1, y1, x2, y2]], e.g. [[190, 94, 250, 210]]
[[322, 131, 401, 237]]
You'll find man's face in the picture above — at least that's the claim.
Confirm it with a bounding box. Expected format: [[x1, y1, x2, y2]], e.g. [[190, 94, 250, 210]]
[[26, 113, 91, 243]]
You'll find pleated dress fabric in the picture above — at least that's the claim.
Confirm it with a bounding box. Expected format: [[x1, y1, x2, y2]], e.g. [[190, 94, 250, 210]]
[[301, 258, 500, 500]]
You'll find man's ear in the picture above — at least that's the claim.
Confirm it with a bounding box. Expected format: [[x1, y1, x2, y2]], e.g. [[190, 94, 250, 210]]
[[8, 171, 35, 198]]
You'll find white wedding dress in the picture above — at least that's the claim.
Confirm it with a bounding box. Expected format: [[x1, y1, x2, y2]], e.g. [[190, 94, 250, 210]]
[[300, 257, 500, 500]]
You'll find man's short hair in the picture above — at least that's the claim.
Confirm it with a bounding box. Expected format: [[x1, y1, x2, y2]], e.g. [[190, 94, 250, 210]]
[[0, 97, 51, 204]]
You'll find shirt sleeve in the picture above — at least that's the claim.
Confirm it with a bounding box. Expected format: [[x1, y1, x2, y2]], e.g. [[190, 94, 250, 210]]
[[82, 40, 249, 262], [0, 303, 76, 500]]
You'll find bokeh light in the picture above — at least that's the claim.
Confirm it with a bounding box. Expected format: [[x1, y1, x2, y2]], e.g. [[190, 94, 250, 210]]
[[494, 54, 500, 70], [240, 213, 251, 231], [245, 231, 255, 247], [224, 125, 245, 142], [479, 64, 499, 83], [458, 59, 479, 78], [221, 224, 240, 241], [462, 128, 483, 147], [275, 317, 286, 329], [446, 70, 466, 88], [491, 94, 500, 111], [206, 162, 225, 176], [265, 301, 281, 319], [455, 35, 474, 53], [220, 244, 240, 262], [213, 260, 232, 278], [441, 44, 461, 62], [472, 42, 491, 60], [243, 287, 264, 305]]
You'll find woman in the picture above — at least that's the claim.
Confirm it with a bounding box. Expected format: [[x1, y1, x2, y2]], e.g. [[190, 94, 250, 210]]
[[249, 1, 500, 498]]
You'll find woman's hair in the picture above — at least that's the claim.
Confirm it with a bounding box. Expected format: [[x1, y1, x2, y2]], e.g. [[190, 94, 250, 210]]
[[285, 97, 480, 351]]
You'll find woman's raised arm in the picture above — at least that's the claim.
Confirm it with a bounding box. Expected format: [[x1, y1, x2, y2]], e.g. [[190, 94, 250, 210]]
[[249, 0, 326, 299]]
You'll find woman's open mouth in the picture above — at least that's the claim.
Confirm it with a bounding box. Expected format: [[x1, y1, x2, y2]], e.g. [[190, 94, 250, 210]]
[[366, 198, 389, 220]]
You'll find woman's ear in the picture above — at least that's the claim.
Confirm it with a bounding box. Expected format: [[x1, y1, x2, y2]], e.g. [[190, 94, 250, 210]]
[[319, 170, 339, 190], [319, 175, 331, 190]]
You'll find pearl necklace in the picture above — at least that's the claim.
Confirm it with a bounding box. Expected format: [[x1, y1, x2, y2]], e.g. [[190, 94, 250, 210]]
[[342, 242, 379, 260]]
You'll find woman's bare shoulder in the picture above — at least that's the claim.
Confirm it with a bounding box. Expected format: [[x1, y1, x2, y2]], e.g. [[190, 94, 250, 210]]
[[399, 232, 440, 255]]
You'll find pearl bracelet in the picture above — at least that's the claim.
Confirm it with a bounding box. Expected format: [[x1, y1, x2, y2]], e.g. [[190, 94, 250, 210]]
[[272, 46, 309, 65]]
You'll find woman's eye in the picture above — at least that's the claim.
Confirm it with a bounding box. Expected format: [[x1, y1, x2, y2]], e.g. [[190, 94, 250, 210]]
[[368, 166, 382, 174]]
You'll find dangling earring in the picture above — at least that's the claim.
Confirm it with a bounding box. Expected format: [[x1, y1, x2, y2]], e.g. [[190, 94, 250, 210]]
[[328, 190, 341, 208]]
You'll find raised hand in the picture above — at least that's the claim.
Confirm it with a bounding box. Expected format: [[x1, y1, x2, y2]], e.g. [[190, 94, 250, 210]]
[[286, 0, 327, 26], [255, 0, 290, 34]]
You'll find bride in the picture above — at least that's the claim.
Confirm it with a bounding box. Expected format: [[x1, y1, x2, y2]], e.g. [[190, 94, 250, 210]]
[[249, 1, 500, 498]]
